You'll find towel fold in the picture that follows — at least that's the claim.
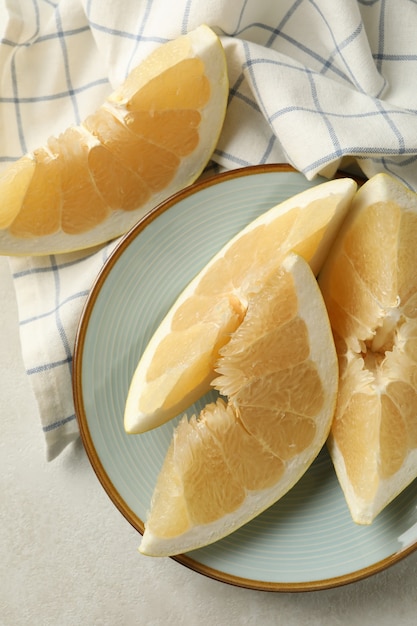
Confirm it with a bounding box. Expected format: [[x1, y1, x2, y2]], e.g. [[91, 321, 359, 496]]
[[3, 0, 417, 459]]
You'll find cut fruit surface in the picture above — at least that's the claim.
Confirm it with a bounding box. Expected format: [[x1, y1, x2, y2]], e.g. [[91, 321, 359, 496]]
[[139, 252, 338, 556], [318, 173, 417, 524], [0, 25, 228, 255], [124, 177, 356, 434]]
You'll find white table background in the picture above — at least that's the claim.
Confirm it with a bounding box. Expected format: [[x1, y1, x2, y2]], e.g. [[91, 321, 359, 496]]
[[1, 254, 417, 625]]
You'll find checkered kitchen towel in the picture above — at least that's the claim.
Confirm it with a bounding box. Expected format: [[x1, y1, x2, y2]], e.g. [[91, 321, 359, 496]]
[[3, 0, 417, 460]]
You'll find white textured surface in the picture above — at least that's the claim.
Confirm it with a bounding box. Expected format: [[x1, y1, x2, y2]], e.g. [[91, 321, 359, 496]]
[[1, 255, 417, 625]]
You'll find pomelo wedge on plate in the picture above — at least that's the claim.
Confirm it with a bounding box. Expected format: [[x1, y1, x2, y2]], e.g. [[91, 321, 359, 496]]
[[124, 177, 357, 434], [319, 173, 417, 524], [139, 252, 339, 556]]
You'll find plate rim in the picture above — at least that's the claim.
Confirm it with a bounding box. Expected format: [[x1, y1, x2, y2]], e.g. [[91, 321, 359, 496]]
[[73, 163, 417, 592]]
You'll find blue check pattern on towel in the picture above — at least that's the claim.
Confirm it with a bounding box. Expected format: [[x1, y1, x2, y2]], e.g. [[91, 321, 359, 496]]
[[2, 0, 417, 459]]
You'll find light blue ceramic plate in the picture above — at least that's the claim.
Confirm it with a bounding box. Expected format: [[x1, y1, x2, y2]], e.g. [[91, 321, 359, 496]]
[[73, 164, 417, 592]]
